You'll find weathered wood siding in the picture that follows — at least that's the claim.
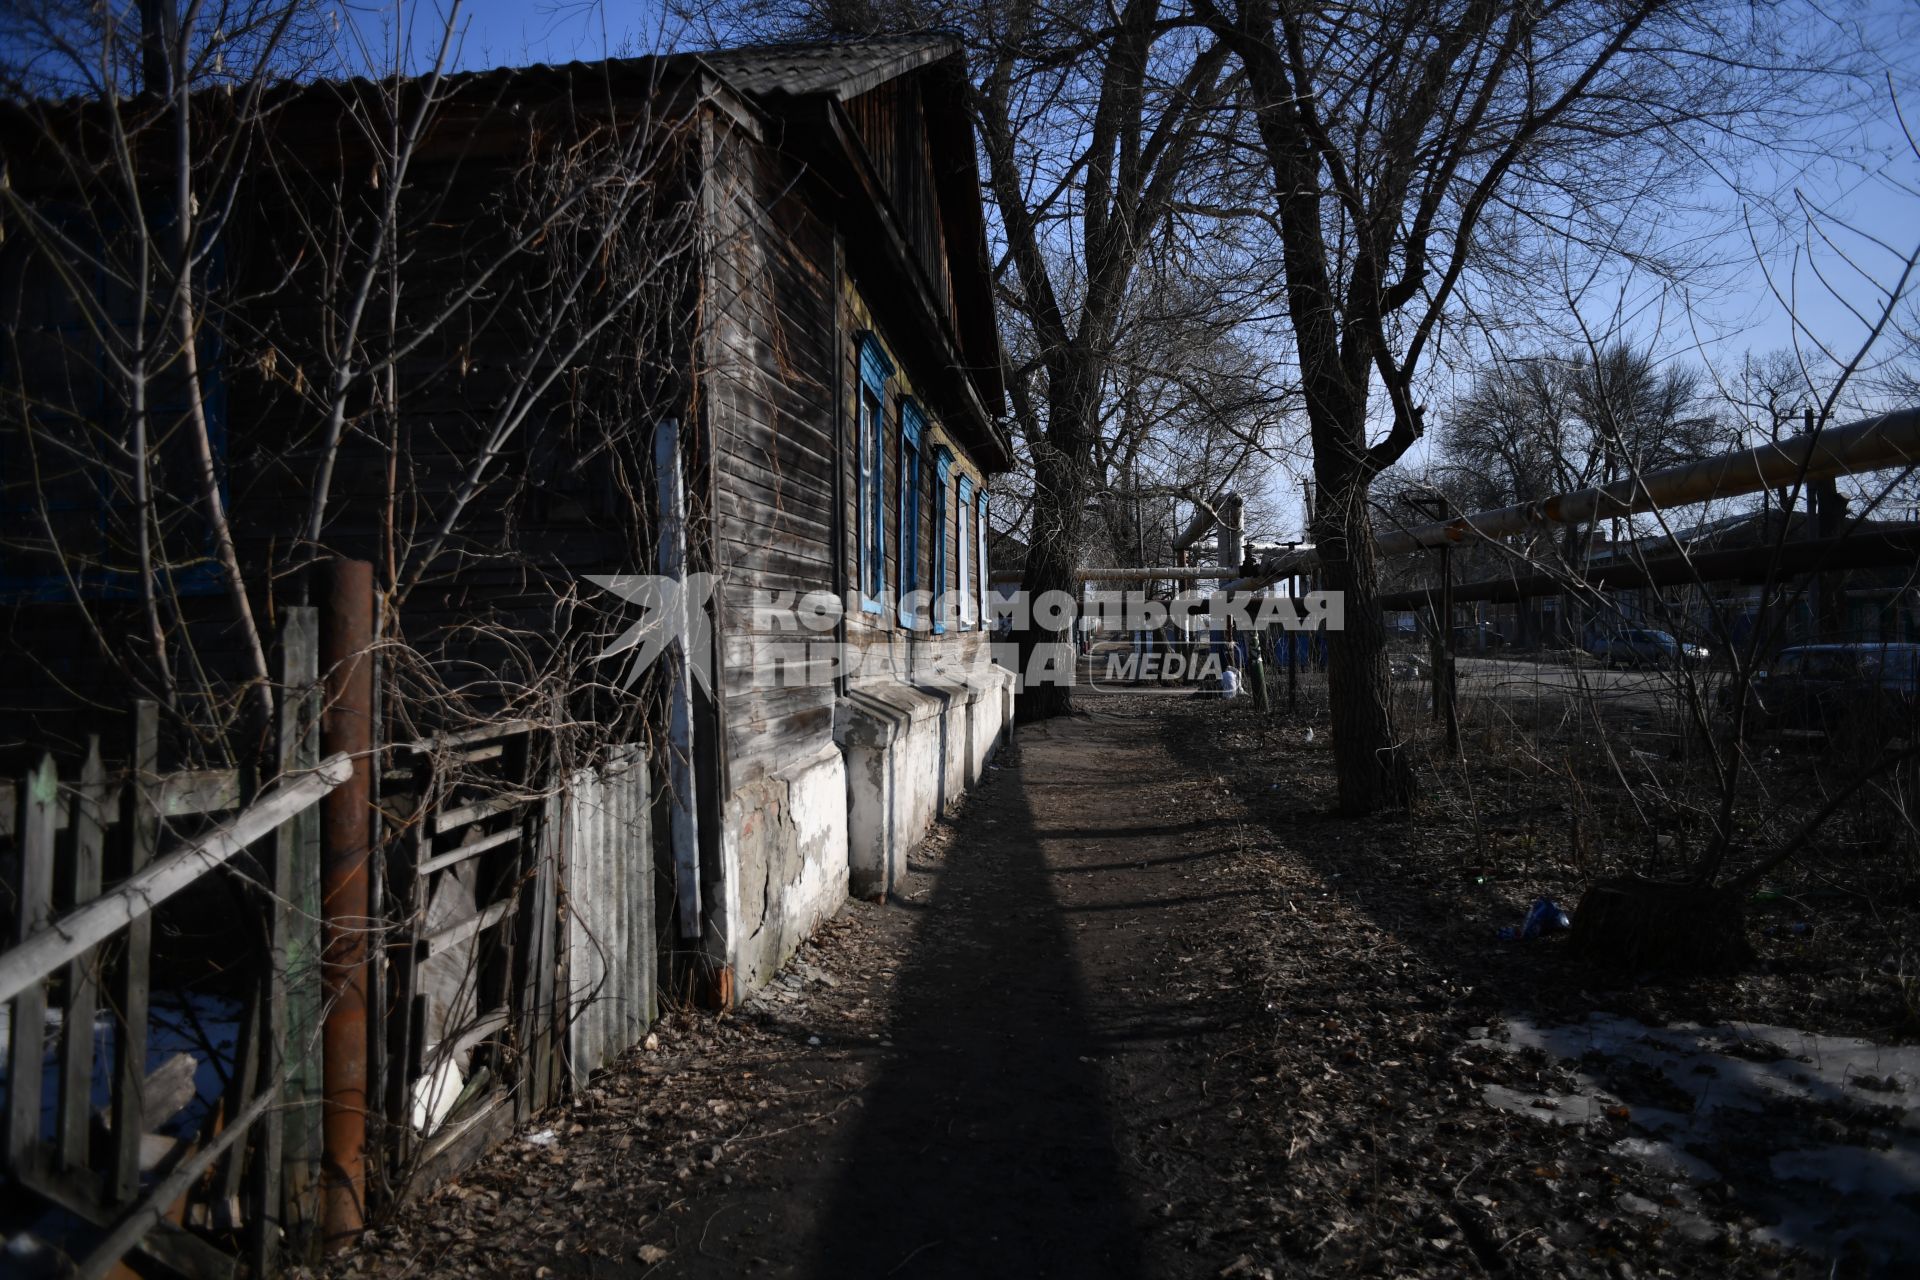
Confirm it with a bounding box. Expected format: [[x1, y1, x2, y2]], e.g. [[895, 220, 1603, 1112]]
[[844, 80, 956, 332], [701, 112, 841, 787]]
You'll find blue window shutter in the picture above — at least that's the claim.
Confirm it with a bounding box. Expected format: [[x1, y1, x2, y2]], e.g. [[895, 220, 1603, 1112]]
[[855, 333, 893, 615], [976, 489, 990, 631], [898, 398, 925, 627], [956, 475, 975, 629], [931, 446, 952, 634], [857, 332, 895, 390]]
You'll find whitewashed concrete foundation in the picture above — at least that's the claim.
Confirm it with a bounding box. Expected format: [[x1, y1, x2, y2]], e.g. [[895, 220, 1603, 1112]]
[[841, 666, 1017, 900]]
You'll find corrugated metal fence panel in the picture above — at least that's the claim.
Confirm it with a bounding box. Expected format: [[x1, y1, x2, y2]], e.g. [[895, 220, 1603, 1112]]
[[564, 745, 654, 1087]]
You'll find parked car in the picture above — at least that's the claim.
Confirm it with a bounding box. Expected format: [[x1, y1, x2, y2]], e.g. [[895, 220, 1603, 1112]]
[[1721, 642, 1920, 739], [1588, 628, 1710, 668]]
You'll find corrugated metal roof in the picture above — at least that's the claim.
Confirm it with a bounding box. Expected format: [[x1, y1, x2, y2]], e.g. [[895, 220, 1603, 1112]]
[[414, 37, 960, 110], [4, 38, 961, 143], [694, 37, 960, 101]]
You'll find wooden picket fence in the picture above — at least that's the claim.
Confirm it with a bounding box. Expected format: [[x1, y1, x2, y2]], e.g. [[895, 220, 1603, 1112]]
[[375, 718, 560, 1189], [371, 724, 656, 1192], [2, 601, 666, 1275], [0, 610, 340, 1278]]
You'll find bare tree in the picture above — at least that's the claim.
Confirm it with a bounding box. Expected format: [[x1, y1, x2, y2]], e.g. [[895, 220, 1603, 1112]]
[[1, 0, 705, 758], [1081, 257, 1299, 571], [1397, 86, 1920, 968], [1434, 343, 1722, 630], [1192, 0, 1855, 813], [1, 8, 715, 1212]]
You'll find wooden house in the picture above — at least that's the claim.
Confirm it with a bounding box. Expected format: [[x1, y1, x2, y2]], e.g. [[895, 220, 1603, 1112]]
[[1, 33, 1012, 1081], [667, 38, 1018, 990]]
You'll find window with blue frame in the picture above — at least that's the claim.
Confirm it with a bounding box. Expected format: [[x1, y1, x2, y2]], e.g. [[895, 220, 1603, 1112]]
[[956, 474, 975, 628], [931, 446, 952, 634], [897, 397, 925, 627], [0, 217, 227, 602], [976, 488, 990, 630], [855, 334, 893, 614]]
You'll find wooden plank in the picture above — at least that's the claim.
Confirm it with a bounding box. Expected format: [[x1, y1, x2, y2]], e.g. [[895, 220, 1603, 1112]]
[[656, 418, 704, 939], [422, 899, 511, 955], [379, 794, 419, 1169], [514, 814, 543, 1118], [57, 739, 106, 1172], [417, 825, 520, 877], [714, 564, 839, 602], [532, 790, 561, 1108], [514, 775, 560, 1113], [726, 707, 837, 762], [445, 1006, 511, 1062], [411, 1090, 516, 1196], [216, 987, 263, 1219], [715, 553, 837, 602], [274, 608, 324, 1254], [157, 768, 245, 818], [0, 765, 241, 835], [713, 459, 836, 529], [715, 470, 835, 531], [431, 794, 523, 836], [16, 1166, 239, 1280], [112, 702, 157, 1202], [78, 1069, 281, 1280], [7, 754, 57, 1171], [709, 413, 836, 484], [0, 754, 354, 1007]]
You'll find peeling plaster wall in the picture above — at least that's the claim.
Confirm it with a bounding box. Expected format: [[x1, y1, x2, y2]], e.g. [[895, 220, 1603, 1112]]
[[722, 747, 850, 994]]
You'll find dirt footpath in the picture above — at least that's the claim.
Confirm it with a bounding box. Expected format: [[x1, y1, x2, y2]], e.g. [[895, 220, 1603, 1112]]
[[332, 697, 1884, 1279]]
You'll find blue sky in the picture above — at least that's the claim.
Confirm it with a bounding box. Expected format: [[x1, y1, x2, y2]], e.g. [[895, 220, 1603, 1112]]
[[366, 0, 674, 72], [363, 0, 1916, 500]]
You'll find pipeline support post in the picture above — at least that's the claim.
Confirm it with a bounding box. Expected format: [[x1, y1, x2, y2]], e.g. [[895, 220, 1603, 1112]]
[[319, 559, 374, 1249], [1286, 576, 1299, 714], [1440, 545, 1459, 757]]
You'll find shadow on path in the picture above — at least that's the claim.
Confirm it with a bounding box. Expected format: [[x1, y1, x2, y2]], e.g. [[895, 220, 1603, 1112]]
[[807, 725, 1147, 1278]]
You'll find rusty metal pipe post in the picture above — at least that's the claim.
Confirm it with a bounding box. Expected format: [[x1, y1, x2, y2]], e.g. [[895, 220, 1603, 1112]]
[[319, 559, 374, 1249]]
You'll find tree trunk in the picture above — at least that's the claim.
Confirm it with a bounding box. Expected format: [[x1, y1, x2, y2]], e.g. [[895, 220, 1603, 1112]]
[[1015, 413, 1090, 723], [1315, 467, 1413, 814]]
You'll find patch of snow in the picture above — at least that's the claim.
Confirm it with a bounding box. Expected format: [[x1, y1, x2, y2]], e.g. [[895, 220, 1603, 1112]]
[[1610, 1135, 1720, 1183], [1479, 1012, 1920, 1270], [1481, 1082, 1619, 1126]]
